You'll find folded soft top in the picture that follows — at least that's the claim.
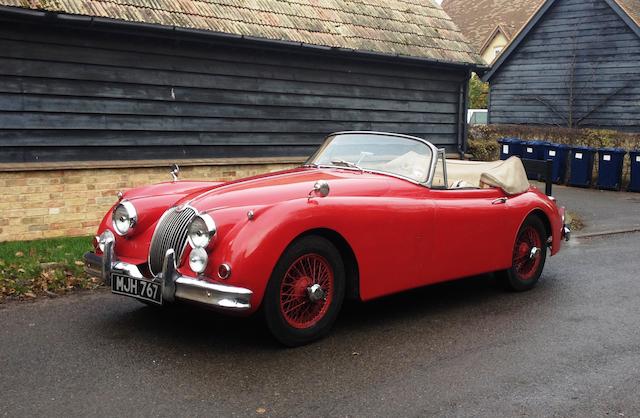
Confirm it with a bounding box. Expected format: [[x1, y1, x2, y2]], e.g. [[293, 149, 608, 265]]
[[446, 156, 530, 195]]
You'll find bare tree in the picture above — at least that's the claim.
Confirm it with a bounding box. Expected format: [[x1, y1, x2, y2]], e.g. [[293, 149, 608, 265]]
[[524, 26, 629, 128]]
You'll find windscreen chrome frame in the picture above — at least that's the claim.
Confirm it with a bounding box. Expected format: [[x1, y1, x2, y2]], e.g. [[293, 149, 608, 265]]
[[431, 148, 449, 190], [305, 131, 441, 188]]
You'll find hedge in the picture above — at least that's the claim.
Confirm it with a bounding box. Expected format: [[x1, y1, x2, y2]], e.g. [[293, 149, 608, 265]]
[[467, 125, 640, 188]]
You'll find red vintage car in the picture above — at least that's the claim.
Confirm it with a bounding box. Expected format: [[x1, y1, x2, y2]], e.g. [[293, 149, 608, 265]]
[[85, 131, 570, 346]]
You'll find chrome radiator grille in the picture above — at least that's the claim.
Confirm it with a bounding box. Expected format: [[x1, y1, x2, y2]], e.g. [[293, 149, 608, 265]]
[[148, 206, 196, 275]]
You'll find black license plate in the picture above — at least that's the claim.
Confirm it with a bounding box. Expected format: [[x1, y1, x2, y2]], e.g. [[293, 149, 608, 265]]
[[111, 274, 162, 305]]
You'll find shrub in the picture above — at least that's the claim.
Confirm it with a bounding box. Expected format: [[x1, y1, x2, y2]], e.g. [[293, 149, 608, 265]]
[[468, 124, 640, 188]]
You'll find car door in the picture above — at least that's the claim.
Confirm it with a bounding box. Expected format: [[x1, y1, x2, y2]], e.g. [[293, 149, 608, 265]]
[[427, 187, 515, 283]]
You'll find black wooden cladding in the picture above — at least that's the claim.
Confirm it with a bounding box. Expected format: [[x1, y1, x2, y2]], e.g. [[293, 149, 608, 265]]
[[488, 0, 640, 131], [0, 16, 467, 163]]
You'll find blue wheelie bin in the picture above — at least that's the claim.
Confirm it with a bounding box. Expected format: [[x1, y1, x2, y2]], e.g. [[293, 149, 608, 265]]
[[630, 150, 640, 192], [596, 148, 626, 190], [545, 143, 570, 184], [522, 140, 551, 160], [568, 146, 596, 188], [521, 140, 539, 160], [498, 138, 523, 160]]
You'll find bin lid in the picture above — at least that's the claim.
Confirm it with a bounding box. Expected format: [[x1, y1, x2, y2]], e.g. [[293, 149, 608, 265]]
[[571, 145, 595, 152], [547, 143, 569, 149], [598, 147, 626, 154]]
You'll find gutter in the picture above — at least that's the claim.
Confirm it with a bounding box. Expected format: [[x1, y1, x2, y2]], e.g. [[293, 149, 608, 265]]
[[0, 5, 488, 72]]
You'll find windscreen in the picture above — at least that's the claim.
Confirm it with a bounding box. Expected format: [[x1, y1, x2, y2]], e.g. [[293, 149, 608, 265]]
[[309, 133, 433, 183]]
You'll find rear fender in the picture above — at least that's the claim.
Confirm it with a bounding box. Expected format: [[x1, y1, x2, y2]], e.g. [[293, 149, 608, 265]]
[[518, 199, 564, 256]]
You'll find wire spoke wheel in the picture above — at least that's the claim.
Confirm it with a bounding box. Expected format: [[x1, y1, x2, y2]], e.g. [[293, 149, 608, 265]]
[[279, 253, 334, 329], [497, 216, 548, 292], [513, 225, 543, 281]]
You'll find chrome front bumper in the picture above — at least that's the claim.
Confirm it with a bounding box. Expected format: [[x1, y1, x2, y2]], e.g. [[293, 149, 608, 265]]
[[84, 241, 252, 311]]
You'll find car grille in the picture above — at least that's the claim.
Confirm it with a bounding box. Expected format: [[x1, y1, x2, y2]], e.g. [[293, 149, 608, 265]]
[[148, 206, 196, 276]]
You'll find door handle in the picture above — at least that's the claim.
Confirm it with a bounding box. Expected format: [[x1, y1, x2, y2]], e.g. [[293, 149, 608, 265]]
[[492, 197, 508, 205]]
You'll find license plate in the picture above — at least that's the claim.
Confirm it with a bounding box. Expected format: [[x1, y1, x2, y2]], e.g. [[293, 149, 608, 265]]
[[111, 274, 162, 305]]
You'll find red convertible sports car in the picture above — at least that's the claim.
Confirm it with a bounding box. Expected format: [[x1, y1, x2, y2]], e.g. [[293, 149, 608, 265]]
[[85, 131, 570, 346]]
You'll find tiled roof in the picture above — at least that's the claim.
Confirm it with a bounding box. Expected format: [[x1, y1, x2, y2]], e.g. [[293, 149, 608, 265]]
[[615, 0, 640, 26], [441, 0, 544, 52], [0, 0, 484, 66]]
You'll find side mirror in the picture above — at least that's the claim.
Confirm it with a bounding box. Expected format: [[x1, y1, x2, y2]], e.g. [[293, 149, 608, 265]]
[[308, 180, 330, 200]]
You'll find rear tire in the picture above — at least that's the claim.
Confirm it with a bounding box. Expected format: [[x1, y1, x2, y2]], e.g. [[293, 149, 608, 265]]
[[497, 216, 548, 292], [263, 236, 345, 347]]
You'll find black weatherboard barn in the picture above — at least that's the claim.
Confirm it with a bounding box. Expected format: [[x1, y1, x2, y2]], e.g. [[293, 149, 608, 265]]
[[484, 0, 640, 131], [0, 0, 484, 164]]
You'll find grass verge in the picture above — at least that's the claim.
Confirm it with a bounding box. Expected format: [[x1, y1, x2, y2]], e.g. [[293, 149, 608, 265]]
[[0, 236, 101, 302], [566, 211, 585, 232]]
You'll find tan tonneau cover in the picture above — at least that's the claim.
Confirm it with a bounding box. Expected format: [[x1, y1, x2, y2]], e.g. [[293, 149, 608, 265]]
[[446, 157, 530, 195]]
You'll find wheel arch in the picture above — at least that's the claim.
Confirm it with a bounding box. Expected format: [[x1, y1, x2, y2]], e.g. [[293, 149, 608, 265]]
[[527, 208, 552, 241], [293, 228, 361, 301]]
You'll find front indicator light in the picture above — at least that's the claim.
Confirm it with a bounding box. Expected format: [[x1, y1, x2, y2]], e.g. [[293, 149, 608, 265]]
[[189, 247, 208, 274]]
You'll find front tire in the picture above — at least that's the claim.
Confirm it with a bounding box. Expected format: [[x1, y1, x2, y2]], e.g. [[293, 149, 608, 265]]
[[498, 216, 548, 292], [263, 236, 345, 347]]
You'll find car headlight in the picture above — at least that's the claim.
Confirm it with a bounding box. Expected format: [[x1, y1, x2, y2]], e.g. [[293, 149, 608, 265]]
[[189, 247, 208, 274], [112, 201, 137, 236], [97, 230, 115, 252], [187, 214, 216, 248]]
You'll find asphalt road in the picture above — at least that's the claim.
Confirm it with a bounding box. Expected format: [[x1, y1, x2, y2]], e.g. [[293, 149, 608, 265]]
[[1, 233, 640, 417]]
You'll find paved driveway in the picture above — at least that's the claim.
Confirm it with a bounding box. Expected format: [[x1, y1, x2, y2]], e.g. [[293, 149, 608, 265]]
[[535, 182, 640, 236], [1, 233, 639, 417]]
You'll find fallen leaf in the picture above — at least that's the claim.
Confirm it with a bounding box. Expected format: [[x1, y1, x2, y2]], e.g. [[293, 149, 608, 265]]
[[256, 408, 266, 414], [74, 260, 84, 266], [24, 292, 36, 298], [352, 351, 360, 356], [15, 251, 24, 257]]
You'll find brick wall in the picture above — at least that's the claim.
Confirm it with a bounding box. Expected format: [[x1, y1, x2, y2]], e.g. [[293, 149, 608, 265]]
[[0, 159, 301, 242]]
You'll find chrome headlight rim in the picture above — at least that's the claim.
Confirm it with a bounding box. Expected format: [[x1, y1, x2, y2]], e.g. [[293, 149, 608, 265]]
[[189, 247, 209, 274], [187, 213, 217, 249], [112, 200, 137, 236]]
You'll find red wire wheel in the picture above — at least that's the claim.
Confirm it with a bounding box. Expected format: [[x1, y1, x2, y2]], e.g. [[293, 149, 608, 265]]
[[264, 235, 345, 346], [497, 216, 547, 292], [279, 254, 334, 329], [513, 225, 543, 281]]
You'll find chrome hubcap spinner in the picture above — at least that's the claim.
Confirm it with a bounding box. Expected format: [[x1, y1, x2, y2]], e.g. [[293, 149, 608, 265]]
[[307, 283, 325, 302]]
